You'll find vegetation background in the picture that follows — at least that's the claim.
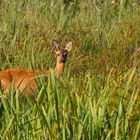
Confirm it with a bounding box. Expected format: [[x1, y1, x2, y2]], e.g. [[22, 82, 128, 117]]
[[0, 0, 140, 139]]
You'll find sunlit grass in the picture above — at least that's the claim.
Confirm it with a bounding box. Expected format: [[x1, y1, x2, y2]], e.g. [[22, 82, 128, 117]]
[[0, 0, 140, 139]]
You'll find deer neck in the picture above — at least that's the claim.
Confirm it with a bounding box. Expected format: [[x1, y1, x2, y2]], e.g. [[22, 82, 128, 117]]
[[55, 62, 65, 77]]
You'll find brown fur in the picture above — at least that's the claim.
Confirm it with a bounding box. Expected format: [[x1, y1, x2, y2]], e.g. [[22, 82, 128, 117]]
[[0, 68, 49, 95], [0, 41, 72, 96]]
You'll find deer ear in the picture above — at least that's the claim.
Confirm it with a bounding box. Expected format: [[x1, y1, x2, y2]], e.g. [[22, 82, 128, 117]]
[[52, 39, 60, 52], [65, 42, 72, 52]]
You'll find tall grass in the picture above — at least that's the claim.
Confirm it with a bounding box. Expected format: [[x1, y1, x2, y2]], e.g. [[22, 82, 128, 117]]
[[0, 0, 140, 139]]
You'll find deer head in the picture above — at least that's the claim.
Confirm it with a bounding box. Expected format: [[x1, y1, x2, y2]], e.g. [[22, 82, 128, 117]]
[[52, 37, 72, 64], [52, 37, 72, 76]]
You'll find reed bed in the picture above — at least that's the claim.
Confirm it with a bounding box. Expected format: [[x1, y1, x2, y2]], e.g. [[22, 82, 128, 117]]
[[0, 0, 140, 139]]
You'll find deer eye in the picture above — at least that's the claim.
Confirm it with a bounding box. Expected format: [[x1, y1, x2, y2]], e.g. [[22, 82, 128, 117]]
[[64, 52, 67, 56]]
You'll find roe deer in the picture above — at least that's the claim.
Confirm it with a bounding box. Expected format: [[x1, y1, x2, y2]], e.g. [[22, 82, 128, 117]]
[[0, 39, 72, 96]]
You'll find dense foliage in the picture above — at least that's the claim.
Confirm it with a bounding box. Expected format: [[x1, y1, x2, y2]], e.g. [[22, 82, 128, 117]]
[[0, 0, 140, 139]]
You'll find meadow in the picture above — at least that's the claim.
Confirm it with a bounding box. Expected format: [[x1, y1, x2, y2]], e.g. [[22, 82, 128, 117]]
[[0, 0, 140, 139]]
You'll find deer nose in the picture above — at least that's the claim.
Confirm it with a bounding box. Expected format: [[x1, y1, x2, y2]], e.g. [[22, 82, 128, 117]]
[[60, 58, 66, 63]]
